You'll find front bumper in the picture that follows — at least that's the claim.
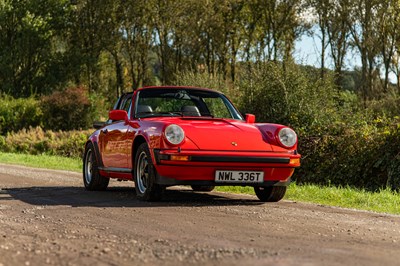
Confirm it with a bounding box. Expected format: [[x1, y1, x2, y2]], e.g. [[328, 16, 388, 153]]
[[153, 149, 300, 186]]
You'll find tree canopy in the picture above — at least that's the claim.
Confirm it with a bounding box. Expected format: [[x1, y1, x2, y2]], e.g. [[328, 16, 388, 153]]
[[1, 0, 400, 100]]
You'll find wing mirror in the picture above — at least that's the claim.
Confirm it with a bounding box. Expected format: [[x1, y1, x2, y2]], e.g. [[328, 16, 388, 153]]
[[245, 114, 255, 123], [109, 110, 128, 122]]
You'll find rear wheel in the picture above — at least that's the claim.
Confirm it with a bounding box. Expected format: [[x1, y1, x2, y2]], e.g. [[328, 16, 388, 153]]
[[83, 143, 109, 190], [254, 186, 286, 202], [134, 143, 164, 201], [191, 185, 215, 192]]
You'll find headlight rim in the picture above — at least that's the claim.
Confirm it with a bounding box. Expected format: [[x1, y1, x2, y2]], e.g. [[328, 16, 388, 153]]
[[276, 127, 297, 149], [164, 124, 185, 146]]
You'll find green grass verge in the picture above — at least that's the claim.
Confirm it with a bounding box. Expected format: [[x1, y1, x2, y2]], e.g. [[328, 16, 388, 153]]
[[217, 184, 400, 215], [0, 152, 399, 215], [0, 152, 82, 172]]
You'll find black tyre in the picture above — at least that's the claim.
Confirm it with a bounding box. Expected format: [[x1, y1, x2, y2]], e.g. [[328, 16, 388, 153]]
[[134, 143, 164, 201], [254, 186, 287, 202], [83, 143, 109, 191], [191, 185, 215, 192]]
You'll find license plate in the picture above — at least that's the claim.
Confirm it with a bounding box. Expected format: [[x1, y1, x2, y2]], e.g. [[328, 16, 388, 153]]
[[215, 170, 264, 183]]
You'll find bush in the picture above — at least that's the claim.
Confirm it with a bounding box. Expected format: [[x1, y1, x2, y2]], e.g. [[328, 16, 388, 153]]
[[237, 62, 340, 134], [41, 86, 94, 131], [1, 126, 92, 158], [296, 118, 400, 191], [0, 95, 43, 135]]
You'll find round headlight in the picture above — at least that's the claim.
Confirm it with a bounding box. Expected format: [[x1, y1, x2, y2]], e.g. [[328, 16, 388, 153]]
[[164, 124, 185, 145], [277, 127, 297, 148]]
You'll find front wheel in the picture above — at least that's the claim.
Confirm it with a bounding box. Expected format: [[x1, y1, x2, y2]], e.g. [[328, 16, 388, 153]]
[[83, 143, 109, 191], [254, 186, 286, 202], [134, 143, 164, 201]]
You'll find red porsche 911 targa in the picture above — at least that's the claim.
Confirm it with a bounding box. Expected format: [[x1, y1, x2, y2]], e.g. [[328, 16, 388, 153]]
[[83, 86, 301, 202]]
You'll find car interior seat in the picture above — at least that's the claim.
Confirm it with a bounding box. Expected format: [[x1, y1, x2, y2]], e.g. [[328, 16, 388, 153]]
[[137, 105, 153, 114], [181, 105, 201, 116]]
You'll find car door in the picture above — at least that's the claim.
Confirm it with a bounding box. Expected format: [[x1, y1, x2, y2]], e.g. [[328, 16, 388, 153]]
[[99, 94, 133, 170]]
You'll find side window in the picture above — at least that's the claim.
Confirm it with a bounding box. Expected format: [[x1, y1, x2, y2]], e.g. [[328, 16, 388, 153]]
[[121, 97, 132, 112], [116, 94, 132, 112], [109, 94, 132, 123]]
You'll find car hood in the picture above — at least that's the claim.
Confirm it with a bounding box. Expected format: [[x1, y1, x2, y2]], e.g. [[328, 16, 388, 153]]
[[178, 118, 273, 151]]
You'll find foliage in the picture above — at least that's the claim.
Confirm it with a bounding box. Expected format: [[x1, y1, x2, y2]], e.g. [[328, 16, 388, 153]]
[[0, 126, 92, 158], [0, 95, 43, 135], [296, 117, 400, 191], [0, 90, 106, 135], [1, 0, 400, 99], [0, 0, 72, 96], [238, 62, 338, 131], [41, 86, 95, 131]]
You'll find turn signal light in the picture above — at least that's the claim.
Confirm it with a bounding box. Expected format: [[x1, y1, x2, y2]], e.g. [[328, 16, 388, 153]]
[[170, 155, 190, 161], [289, 158, 300, 165]]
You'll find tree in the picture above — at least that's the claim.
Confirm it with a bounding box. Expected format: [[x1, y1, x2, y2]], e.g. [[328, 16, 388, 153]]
[[308, 0, 330, 79], [326, 0, 351, 88], [347, 0, 381, 102], [376, 0, 400, 93], [0, 0, 71, 97]]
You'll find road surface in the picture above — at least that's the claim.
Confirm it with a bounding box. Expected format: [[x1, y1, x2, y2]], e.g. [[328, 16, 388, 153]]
[[0, 163, 399, 266]]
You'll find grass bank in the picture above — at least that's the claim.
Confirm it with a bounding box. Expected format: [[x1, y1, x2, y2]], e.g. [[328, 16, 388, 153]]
[[216, 185, 400, 215], [0, 152, 82, 172], [0, 152, 399, 215]]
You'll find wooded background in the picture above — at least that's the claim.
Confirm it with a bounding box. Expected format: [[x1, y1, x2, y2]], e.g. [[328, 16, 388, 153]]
[[1, 0, 400, 99]]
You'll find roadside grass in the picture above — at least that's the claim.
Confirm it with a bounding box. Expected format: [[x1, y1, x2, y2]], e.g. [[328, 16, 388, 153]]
[[217, 184, 400, 215], [0, 152, 82, 172], [1, 152, 399, 215]]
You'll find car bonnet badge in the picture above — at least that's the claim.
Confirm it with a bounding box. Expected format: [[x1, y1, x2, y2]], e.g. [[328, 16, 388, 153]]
[[231, 141, 238, 146]]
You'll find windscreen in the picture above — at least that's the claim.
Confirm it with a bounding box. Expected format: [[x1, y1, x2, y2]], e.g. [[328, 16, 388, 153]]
[[135, 89, 243, 120]]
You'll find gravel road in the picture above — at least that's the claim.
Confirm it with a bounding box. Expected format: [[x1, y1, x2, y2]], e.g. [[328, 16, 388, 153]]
[[0, 163, 399, 266]]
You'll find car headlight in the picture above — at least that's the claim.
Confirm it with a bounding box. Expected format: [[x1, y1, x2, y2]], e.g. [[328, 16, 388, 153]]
[[277, 127, 297, 148], [164, 124, 185, 145]]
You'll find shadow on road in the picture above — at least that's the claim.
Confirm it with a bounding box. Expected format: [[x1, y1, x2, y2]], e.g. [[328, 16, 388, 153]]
[[1, 185, 264, 208]]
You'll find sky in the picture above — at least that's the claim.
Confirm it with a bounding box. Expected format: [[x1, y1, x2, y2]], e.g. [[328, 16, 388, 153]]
[[294, 27, 360, 71], [294, 28, 397, 82]]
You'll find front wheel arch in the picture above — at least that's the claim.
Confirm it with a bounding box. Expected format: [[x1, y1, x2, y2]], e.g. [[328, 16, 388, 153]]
[[133, 142, 164, 201], [132, 135, 148, 164]]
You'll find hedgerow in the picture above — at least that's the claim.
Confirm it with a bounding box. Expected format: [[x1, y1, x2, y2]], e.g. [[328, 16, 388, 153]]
[[0, 95, 43, 135], [297, 117, 400, 191], [0, 127, 92, 158]]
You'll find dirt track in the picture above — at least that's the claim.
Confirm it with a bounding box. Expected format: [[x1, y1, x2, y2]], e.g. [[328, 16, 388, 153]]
[[0, 163, 399, 266]]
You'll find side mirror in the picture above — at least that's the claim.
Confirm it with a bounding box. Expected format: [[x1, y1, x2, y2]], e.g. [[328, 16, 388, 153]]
[[245, 114, 255, 123], [109, 110, 128, 122]]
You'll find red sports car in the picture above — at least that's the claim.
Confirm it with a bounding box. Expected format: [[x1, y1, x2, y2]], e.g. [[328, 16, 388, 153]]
[[83, 86, 300, 202]]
